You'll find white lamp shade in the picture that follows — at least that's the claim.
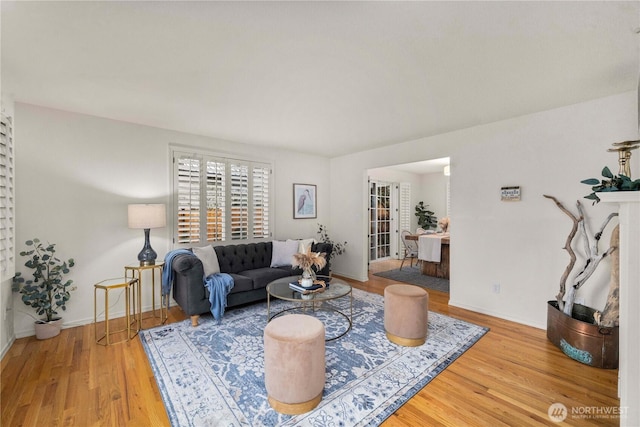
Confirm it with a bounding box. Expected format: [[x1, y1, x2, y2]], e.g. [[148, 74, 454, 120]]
[[128, 204, 167, 229]]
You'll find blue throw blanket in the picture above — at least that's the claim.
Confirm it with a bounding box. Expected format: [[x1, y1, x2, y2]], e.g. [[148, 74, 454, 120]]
[[204, 273, 234, 323], [161, 249, 196, 295]]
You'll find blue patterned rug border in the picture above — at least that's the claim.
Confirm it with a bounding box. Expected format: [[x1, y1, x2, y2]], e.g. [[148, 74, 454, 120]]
[[141, 289, 489, 427]]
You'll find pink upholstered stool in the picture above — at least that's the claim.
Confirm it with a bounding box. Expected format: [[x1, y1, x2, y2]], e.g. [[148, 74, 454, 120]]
[[384, 284, 429, 346], [263, 314, 325, 415]]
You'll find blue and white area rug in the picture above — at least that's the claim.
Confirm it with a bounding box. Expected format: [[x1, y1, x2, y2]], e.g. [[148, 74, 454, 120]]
[[140, 288, 488, 427]]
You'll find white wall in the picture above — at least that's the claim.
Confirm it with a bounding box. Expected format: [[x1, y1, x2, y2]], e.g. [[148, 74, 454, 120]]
[[330, 91, 638, 330], [419, 172, 448, 225], [12, 103, 330, 337], [10, 92, 638, 336]]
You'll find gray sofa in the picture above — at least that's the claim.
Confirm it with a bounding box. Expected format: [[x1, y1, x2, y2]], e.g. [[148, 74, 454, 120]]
[[170, 241, 333, 325]]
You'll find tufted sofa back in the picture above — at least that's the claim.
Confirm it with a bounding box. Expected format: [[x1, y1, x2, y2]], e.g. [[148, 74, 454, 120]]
[[214, 242, 273, 274]]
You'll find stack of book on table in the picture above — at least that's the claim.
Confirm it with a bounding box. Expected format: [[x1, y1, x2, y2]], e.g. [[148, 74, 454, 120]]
[[289, 281, 329, 293]]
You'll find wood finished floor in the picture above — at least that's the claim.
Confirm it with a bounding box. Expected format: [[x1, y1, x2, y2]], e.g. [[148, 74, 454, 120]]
[[1, 259, 619, 426]]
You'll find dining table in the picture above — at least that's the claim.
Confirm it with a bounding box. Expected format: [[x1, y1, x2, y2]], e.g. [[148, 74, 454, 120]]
[[406, 233, 450, 279]]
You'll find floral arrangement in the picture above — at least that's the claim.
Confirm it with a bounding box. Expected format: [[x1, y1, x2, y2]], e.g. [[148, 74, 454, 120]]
[[438, 216, 450, 233], [292, 247, 327, 278]]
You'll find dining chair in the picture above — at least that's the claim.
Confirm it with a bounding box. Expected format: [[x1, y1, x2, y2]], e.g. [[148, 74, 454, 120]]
[[400, 230, 419, 270]]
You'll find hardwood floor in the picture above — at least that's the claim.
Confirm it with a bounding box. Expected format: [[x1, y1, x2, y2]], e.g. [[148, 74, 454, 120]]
[[2, 259, 619, 426]]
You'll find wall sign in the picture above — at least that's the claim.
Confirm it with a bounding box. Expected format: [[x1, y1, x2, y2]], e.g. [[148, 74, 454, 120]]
[[501, 186, 521, 201]]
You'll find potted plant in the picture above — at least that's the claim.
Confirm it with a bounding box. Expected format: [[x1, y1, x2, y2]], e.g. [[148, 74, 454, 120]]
[[317, 223, 347, 257], [12, 238, 76, 339], [414, 201, 437, 230], [581, 165, 640, 203]]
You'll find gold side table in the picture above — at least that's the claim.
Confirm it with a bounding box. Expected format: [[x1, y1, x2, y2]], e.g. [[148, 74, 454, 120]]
[[125, 262, 168, 330], [94, 277, 138, 345]]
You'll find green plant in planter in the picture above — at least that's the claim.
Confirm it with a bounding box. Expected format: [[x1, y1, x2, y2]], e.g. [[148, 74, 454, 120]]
[[12, 238, 75, 322], [414, 201, 437, 229], [317, 224, 347, 257], [582, 166, 640, 204]]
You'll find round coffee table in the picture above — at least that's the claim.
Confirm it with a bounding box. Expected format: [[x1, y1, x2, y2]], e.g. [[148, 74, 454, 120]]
[[266, 275, 353, 341]]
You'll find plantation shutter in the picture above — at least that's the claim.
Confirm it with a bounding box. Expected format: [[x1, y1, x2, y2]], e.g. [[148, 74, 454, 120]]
[[398, 182, 411, 258], [0, 115, 15, 281], [252, 165, 270, 238], [229, 163, 249, 240], [176, 155, 202, 244], [399, 182, 411, 231], [206, 160, 226, 242], [172, 148, 272, 246]]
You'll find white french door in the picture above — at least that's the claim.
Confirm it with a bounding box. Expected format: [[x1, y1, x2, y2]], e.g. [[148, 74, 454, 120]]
[[369, 180, 398, 262]]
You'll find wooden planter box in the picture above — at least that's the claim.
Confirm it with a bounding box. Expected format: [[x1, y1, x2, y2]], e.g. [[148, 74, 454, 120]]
[[547, 301, 618, 369]]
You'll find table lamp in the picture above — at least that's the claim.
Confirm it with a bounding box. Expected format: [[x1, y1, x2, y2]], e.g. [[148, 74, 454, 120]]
[[128, 203, 166, 266]]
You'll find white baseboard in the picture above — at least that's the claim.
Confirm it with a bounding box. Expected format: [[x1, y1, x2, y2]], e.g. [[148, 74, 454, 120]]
[[448, 299, 546, 330], [332, 271, 367, 282], [1, 335, 16, 361], [14, 300, 176, 339]]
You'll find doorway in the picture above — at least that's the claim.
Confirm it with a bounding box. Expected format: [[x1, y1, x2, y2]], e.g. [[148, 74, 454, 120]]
[[368, 180, 395, 262], [366, 157, 450, 273]]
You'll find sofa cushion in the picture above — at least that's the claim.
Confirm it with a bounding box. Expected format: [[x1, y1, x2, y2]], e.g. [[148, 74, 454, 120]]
[[226, 274, 254, 294], [297, 238, 316, 253], [270, 239, 299, 267], [240, 267, 292, 290], [215, 243, 273, 273], [192, 245, 220, 277]]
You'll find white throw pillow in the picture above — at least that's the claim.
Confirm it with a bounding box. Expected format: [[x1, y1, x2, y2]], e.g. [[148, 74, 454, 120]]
[[271, 239, 299, 267], [192, 245, 220, 277], [298, 238, 316, 254]]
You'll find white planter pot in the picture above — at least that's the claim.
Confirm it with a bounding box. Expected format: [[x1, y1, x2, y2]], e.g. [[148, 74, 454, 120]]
[[34, 318, 63, 340]]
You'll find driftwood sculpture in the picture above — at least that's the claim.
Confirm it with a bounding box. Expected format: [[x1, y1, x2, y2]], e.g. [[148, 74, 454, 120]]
[[597, 225, 619, 327], [543, 195, 618, 322]]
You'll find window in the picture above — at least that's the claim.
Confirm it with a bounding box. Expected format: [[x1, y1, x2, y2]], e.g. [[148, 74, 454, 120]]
[[172, 149, 272, 245], [0, 114, 15, 281]]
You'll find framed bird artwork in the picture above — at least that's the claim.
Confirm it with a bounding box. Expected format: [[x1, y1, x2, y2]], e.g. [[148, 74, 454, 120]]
[[293, 183, 317, 219]]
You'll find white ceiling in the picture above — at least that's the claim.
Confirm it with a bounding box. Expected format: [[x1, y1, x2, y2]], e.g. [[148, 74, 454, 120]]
[[384, 157, 450, 175], [1, 1, 639, 158]]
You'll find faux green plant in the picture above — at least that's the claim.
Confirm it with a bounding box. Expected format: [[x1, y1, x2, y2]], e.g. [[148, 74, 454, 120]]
[[414, 201, 437, 229], [12, 239, 76, 322], [582, 166, 640, 204], [317, 224, 347, 257]]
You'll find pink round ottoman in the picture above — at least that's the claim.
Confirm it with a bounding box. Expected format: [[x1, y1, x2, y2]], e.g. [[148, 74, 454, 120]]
[[384, 284, 429, 346], [263, 314, 325, 414]]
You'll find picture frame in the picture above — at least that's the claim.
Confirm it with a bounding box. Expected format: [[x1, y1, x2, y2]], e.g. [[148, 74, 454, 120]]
[[293, 183, 317, 219]]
